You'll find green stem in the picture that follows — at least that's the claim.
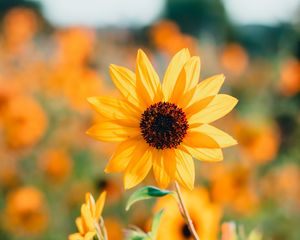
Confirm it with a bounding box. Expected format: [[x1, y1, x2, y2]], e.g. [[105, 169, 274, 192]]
[[175, 181, 200, 240], [99, 217, 108, 240]]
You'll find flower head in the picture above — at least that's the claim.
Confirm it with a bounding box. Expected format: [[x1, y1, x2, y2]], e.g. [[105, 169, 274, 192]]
[[153, 187, 221, 240], [69, 191, 106, 240], [87, 49, 238, 189], [2, 94, 47, 149], [3, 187, 48, 236], [39, 148, 73, 184]]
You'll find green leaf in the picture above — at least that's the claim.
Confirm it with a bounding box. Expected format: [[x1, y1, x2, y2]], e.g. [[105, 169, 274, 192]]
[[127, 231, 150, 240], [129, 236, 147, 240], [126, 186, 174, 211], [149, 209, 164, 239]]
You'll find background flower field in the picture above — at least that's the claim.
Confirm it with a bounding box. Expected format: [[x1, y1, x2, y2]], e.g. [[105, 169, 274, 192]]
[[0, 0, 299, 239]]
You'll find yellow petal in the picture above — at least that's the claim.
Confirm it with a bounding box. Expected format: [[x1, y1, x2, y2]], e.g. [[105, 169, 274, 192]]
[[183, 129, 219, 148], [87, 96, 140, 121], [178, 74, 224, 109], [184, 96, 214, 117], [85, 193, 96, 216], [105, 138, 141, 172], [188, 94, 238, 124], [152, 149, 176, 189], [136, 49, 163, 106], [193, 74, 225, 103], [81, 204, 94, 232], [170, 56, 200, 104], [84, 231, 97, 240], [109, 64, 140, 107], [86, 122, 140, 142], [185, 56, 201, 91], [180, 144, 223, 162], [124, 142, 152, 189], [190, 124, 237, 148], [69, 233, 84, 240], [162, 48, 191, 101], [175, 149, 195, 190], [75, 217, 85, 235], [95, 191, 106, 219]]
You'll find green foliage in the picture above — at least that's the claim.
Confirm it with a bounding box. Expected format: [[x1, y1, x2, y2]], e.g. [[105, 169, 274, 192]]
[[126, 210, 164, 240], [126, 186, 175, 211], [149, 209, 164, 239]]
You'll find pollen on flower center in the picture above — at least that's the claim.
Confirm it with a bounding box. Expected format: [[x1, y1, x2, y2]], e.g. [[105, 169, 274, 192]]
[[140, 102, 189, 150]]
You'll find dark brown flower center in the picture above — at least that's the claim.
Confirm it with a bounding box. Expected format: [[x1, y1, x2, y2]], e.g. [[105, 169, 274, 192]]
[[181, 224, 192, 238], [140, 102, 188, 150]]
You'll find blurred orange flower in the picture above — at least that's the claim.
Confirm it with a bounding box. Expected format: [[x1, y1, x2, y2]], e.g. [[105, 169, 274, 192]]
[[46, 28, 103, 111], [235, 120, 280, 164], [0, 82, 15, 118], [2, 95, 47, 149], [211, 163, 258, 215], [0, 7, 46, 93], [105, 217, 124, 240], [63, 69, 103, 111], [150, 20, 199, 55], [154, 187, 221, 240], [3, 187, 48, 236], [0, 151, 20, 190], [2, 7, 38, 53], [279, 58, 300, 96], [47, 67, 102, 110], [261, 163, 300, 206], [55, 27, 95, 67], [220, 43, 249, 76], [39, 148, 73, 184]]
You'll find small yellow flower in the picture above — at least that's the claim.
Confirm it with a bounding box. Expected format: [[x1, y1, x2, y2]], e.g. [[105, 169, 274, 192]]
[[69, 191, 106, 240], [87, 49, 238, 190]]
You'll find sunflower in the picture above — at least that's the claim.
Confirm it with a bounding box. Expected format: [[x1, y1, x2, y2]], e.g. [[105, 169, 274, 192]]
[[153, 187, 221, 240], [87, 49, 238, 189], [69, 191, 106, 240]]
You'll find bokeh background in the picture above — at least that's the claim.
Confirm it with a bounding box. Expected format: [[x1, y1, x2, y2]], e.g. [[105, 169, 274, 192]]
[[0, 0, 299, 239]]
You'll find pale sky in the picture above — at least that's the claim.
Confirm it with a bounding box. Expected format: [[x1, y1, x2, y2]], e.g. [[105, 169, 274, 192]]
[[36, 0, 165, 27], [223, 0, 300, 25], [35, 0, 300, 27]]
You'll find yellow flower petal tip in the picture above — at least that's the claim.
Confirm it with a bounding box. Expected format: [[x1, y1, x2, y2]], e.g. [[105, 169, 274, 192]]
[[137, 48, 144, 55], [69, 191, 106, 239], [87, 49, 238, 190], [123, 181, 132, 190], [86, 96, 97, 105], [109, 63, 118, 72], [123, 177, 137, 190]]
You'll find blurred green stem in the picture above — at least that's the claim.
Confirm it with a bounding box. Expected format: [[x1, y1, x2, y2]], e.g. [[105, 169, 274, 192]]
[[100, 217, 108, 240]]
